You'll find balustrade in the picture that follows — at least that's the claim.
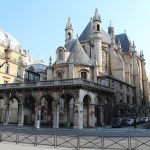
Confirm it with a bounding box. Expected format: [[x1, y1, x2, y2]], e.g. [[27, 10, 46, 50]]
[[0, 78, 113, 93]]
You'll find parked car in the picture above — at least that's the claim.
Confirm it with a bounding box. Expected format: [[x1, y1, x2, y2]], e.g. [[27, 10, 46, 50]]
[[139, 117, 145, 124], [127, 118, 134, 126], [143, 117, 149, 123], [112, 118, 122, 128], [121, 118, 128, 127], [135, 117, 140, 125]]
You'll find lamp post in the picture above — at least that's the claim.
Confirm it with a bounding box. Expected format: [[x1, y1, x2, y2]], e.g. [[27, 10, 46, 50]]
[[0, 45, 12, 68]]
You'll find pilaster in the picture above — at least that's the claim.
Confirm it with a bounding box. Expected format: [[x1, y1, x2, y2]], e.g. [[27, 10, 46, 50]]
[[3, 103, 9, 126], [53, 101, 60, 128], [34, 104, 41, 129], [18, 104, 24, 126]]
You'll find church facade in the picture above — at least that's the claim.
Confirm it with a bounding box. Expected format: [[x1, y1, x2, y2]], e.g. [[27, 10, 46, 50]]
[[0, 9, 149, 129]]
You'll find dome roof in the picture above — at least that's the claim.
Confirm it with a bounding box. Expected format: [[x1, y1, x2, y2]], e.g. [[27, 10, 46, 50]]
[[0, 29, 22, 51]]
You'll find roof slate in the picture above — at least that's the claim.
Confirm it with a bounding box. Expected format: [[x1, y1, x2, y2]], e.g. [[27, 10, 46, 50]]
[[78, 21, 111, 43], [115, 33, 130, 52], [67, 39, 92, 66]]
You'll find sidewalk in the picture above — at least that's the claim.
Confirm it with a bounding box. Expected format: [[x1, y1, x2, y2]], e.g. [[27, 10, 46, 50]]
[[0, 142, 72, 150]]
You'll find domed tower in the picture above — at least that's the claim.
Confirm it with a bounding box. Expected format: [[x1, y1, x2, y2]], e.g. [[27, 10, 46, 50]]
[[65, 17, 73, 44], [92, 9, 102, 73]]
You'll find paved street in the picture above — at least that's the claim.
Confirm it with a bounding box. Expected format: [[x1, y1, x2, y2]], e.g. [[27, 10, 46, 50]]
[[0, 124, 150, 137]]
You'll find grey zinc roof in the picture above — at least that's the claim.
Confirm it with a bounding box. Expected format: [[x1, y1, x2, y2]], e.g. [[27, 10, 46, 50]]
[[101, 29, 111, 43], [78, 20, 93, 42], [78, 21, 111, 43], [115, 33, 130, 52], [64, 39, 75, 51], [67, 39, 92, 66]]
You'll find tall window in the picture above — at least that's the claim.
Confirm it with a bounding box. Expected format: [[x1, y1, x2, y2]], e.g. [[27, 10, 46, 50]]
[[97, 24, 100, 31], [17, 67, 22, 78], [120, 83, 122, 89], [59, 49, 63, 61], [132, 97, 136, 104], [5, 64, 9, 74], [127, 96, 130, 103], [119, 94, 123, 103], [4, 80, 8, 84], [68, 32, 71, 39], [81, 71, 87, 79]]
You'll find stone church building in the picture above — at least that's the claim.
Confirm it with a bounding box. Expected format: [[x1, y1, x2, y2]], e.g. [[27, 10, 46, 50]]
[[0, 9, 149, 129]]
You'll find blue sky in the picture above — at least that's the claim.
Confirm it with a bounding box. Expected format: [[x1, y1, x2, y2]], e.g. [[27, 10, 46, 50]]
[[0, 0, 150, 76]]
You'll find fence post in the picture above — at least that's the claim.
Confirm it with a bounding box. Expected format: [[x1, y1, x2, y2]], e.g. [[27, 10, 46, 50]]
[[77, 136, 80, 150], [34, 134, 37, 146], [101, 136, 104, 150], [54, 135, 57, 148], [0, 130, 2, 142], [128, 136, 131, 150], [16, 131, 19, 144]]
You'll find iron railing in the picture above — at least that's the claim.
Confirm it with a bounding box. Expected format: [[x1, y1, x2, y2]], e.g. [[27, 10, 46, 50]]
[[0, 130, 150, 150]]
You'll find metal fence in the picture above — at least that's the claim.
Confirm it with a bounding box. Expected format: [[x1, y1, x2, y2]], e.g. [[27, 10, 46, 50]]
[[0, 130, 150, 150]]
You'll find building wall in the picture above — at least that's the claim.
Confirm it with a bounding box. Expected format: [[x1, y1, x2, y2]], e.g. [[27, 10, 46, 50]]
[[0, 45, 26, 84]]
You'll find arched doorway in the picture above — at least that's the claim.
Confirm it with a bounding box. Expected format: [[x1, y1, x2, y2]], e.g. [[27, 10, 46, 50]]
[[24, 95, 35, 125], [0, 97, 6, 123], [9, 98, 19, 124], [59, 94, 75, 128], [40, 95, 53, 127], [83, 95, 91, 127]]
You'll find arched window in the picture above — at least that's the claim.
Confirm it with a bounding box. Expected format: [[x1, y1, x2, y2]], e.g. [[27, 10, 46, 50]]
[[68, 32, 71, 39], [97, 24, 100, 31], [59, 49, 63, 60], [81, 71, 87, 80], [57, 71, 63, 79]]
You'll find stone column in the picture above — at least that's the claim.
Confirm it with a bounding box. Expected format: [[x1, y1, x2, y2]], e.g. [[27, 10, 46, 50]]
[[89, 104, 95, 127], [100, 105, 104, 127], [53, 102, 59, 128], [18, 104, 24, 126], [3, 103, 10, 126], [73, 91, 83, 129], [34, 105, 41, 129]]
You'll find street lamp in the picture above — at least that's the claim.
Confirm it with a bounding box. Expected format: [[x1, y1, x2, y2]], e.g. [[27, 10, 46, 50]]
[[0, 45, 12, 68]]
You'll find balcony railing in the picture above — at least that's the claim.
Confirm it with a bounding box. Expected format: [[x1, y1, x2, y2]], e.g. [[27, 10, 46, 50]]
[[0, 78, 114, 92]]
